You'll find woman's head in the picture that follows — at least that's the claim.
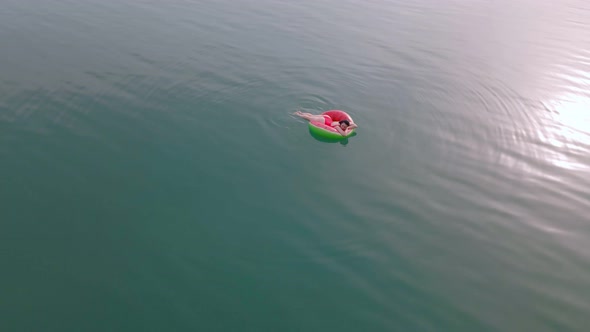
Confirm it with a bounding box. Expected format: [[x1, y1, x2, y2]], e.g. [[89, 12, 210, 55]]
[[339, 120, 350, 130]]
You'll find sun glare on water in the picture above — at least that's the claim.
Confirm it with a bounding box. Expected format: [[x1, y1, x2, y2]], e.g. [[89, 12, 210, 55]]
[[541, 93, 590, 170]]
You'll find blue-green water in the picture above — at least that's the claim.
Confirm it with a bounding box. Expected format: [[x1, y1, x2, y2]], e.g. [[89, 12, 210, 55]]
[[2, 0, 590, 331]]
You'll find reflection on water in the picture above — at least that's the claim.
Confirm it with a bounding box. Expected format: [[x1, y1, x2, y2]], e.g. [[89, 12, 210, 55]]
[[541, 94, 590, 171]]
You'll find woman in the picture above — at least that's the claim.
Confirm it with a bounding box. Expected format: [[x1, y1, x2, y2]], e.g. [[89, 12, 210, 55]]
[[294, 110, 358, 136]]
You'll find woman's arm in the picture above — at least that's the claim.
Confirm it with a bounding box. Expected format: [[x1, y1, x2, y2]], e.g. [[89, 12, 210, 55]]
[[335, 126, 349, 137]]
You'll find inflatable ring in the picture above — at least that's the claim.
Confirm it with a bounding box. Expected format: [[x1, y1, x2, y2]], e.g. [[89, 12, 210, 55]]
[[308, 110, 355, 139]]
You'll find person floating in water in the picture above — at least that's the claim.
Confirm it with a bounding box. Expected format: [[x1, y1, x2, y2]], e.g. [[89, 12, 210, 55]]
[[294, 110, 358, 136]]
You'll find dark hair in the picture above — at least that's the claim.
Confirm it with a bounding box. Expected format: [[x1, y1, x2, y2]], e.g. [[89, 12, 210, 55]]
[[339, 120, 350, 126]]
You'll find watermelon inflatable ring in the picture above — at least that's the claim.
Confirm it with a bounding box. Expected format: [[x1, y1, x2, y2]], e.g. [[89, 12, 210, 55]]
[[307, 110, 356, 139]]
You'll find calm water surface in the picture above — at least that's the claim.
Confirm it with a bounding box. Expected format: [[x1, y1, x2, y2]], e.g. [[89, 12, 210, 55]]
[[2, 0, 590, 331]]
